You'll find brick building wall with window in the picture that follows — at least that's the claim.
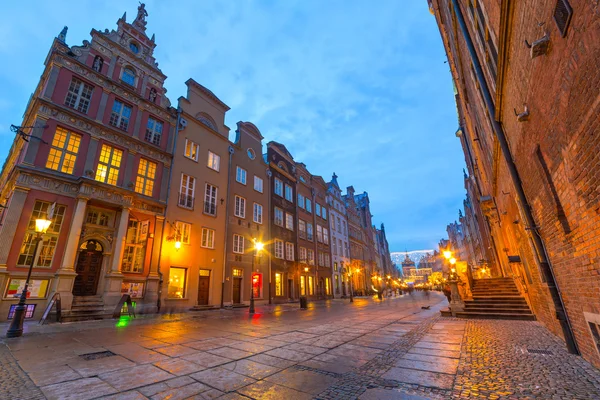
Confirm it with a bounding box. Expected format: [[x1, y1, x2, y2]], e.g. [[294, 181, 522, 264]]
[[430, 0, 600, 367], [0, 7, 176, 321]]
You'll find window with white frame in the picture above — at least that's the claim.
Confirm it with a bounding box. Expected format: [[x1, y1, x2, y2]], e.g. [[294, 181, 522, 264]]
[[45, 127, 81, 175], [344, 242, 349, 257], [274, 178, 283, 196], [233, 234, 245, 254], [285, 242, 294, 261], [201, 228, 215, 248], [274, 207, 284, 226], [325, 254, 331, 268], [307, 223, 314, 241], [145, 117, 163, 146], [64, 77, 93, 114], [318, 252, 324, 267], [307, 249, 315, 265], [236, 167, 247, 185], [306, 199, 312, 213], [337, 217, 341, 232], [342, 221, 347, 235], [274, 239, 284, 259], [298, 194, 305, 208], [317, 225, 323, 243], [323, 228, 329, 244], [184, 139, 199, 161], [315, 203, 321, 217], [284, 184, 293, 202], [253, 203, 263, 224], [285, 213, 294, 231], [338, 239, 343, 256], [332, 240, 337, 255], [204, 183, 217, 215], [179, 174, 195, 209], [17, 201, 66, 268], [275, 273, 283, 296], [234, 195, 246, 218], [254, 176, 263, 193], [207, 151, 220, 171], [299, 247, 307, 262], [122, 219, 146, 272], [298, 219, 306, 239], [175, 221, 191, 244], [109, 99, 132, 131]]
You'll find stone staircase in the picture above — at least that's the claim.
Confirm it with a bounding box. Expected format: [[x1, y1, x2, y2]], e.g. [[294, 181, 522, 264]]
[[61, 295, 113, 322], [457, 278, 536, 321]]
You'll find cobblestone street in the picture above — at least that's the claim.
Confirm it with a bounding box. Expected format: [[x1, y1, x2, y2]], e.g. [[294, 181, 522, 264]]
[[1, 292, 600, 399]]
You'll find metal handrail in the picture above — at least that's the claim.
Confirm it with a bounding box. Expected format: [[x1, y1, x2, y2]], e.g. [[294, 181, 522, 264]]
[[39, 293, 61, 325]]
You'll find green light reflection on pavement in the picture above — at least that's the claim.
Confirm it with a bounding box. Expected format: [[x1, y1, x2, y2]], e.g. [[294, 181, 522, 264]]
[[116, 316, 131, 328]]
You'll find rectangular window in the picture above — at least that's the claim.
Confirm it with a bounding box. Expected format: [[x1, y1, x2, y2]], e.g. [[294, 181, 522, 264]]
[[274, 178, 283, 196], [307, 249, 315, 265], [300, 275, 306, 296], [306, 199, 312, 213], [236, 167, 247, 185], [299, 247, 307, 262], [323, 228, 329, 245], [332, 240, 337, 255], [325, 278, 331, 295], [179, 174, 195, 209], [342, 221, 347, 235], [175, 221, 191, 245], [234, 195, 246, 218], [275, 273, 283, 296], [334, 262, 338, 272], [95, 144, 123, 186], [207, 151, 220, 171], [322, 208, 327, 220], [184, 139, 199, 161], [337, 217, 341, 233], [307, 223, 314, 241], [233, 268, 243, 277], [344, 242, 348, 257], [254, 176, 263, 193], [285, 242, 294, 261], [168, 267, 186, 299], [298, 194, 305, 208], [134, 159, 157, 197], [298, 220, 306, 239], [64, 77, 93, 113], [338, 239, 343, 256], [274, 239, 284, 259], [285, 184, 293, 202], [274, 207, 284, 226], [17, 201, 66, 267], [253, 203, 263, 224], [315, 203, 321, 217], [45, 127, 81, 175], [285, 213, 294, 231], [122, 219, 146, 273], [233, 234, 245, 254], [318, 252, 324, 267], [204, 183, 217, 215], [201, 228, 215, 249], [86, 209, 113, 226], [308, 276, 314, 295], [252, 273, 262, 298], [109, 99, 132, 131], [317, 225, 323, 243], [145, 117, 163, 146]]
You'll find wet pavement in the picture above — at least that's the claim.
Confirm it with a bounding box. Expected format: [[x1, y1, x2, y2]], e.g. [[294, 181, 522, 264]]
[[1, 292, 599, 399]]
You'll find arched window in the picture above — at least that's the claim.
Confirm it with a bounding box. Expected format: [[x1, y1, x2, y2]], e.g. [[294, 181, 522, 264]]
[[122, 67, 136, 86], [195, 113, 217, 130], [92, 56, 103, 73], [129, 42, 139, 54]]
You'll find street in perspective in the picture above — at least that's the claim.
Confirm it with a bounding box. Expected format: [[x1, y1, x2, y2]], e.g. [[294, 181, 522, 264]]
[[1, 1, 600, 399]]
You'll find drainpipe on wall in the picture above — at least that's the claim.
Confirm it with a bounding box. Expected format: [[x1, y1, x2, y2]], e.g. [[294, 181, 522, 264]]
[[221, 145, 234, 308], [155, 107, 181, 313], [450, 0, 579, 355]]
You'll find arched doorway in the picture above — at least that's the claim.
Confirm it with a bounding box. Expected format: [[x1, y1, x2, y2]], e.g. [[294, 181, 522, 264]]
[[73, 240, 104, 296]]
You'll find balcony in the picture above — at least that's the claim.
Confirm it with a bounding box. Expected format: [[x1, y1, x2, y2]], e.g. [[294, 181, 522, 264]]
[[178, 192, 194, 209]]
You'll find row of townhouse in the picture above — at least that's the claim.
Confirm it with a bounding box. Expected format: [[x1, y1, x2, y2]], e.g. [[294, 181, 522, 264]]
[[0, 6, 394, 322]]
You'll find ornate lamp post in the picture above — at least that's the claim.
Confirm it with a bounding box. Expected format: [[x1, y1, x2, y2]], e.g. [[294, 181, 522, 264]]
[[249, 239, 264, 314], [447, 256, 465, 316], [7, 218, 52, 338]]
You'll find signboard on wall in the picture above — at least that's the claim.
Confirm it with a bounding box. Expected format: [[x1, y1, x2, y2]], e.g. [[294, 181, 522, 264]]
[[140, 220, 149, 242], [121, 282, 145, 299], [5, 279, 50, 299]]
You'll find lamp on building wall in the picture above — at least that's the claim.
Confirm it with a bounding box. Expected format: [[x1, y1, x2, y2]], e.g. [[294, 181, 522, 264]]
[[7, 218, 52, 338]]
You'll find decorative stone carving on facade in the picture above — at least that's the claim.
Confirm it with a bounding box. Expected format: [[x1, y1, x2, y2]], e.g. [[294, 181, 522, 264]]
[[80, 183, 134, 206], [480, 195, 500, 223], [16, 171, 79, 195], [132, 200, 164, 215]]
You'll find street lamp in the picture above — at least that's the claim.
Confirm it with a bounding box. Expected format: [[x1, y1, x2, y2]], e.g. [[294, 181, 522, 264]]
[[249, 239, 263, 314], [443, 250, 452, 260], [7, 218, 52, 338]]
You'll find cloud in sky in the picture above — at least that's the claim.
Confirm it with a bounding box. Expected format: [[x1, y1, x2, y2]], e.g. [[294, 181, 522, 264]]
[[0, 0, 466, 251]]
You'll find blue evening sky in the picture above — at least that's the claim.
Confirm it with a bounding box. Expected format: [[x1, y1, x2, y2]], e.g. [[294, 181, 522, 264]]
[[0, 0, 466, 252]]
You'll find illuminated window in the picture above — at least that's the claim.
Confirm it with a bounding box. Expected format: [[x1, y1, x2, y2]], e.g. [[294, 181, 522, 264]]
[[233, 234, 245, 254], [254, 176, 263, 193], [179, 174, 195, 209], [122, 66, 136, 86], [122, 219, 146, 273], [325, 278, 331, 295], [204, 184, 217, 215], [234, 195, 246, 218], [135, 159, 156, 196], [201, 228, 215, 249], [253, 203, 263, 224], [274, 207, 284, 226], [184, 139, 199, 161], [308, 276, 314, 295], [45, 127, 81, 174], [17, 201, 66, 267], [207, 151, 220, 171], [168, 267, 186, 299], [285, 184, 293, 202], [145, 117, 163, 146], [252, 273, 262, 298], [236, 167, 247, 185], [285, 213, 294, 231], [86, 209, 113, 226], [274, 178, 283, 196], [285, 242, 294, 261], [95, 144, 123, 186], [175, 221, 191, 245], [300, 276, 306, 296], [109, 99, 132, 131], [64, 77, 93, 113], [274, 240, 284, 259], [233, 268, 243, 277], [275, 273, 283, 296]]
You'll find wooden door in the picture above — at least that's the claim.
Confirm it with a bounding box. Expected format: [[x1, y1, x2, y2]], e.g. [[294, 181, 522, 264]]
[[232, 278, 241, 304], [73, 241, 103, 296], [198, 274, 210, 305]]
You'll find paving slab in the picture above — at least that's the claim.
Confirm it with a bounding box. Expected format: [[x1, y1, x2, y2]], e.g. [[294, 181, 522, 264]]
[[221, 359, 282, 379], [264, 368, 338, 395], [183, 351, 233, 367], [207, 346, 254, 360], [359, 388, 433, 400], [153, 358, 206, 376], [237, 380, 313, 400], [246, 353, 298, 369], [99, 364, 174, 392], [41, 377, 117, 400], [190, 367, 256, 392], [264, 348, 314, 362], [381, 366, 454, 390], [394, 358, 458, 374]]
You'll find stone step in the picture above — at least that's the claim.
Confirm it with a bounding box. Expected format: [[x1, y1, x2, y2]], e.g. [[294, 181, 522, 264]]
[[191, 305, 219, 311], [463, 307, 533, 314], [455, 311, 536, 321], [465, 302, 530, 309], [71, 305, 107, 312], [61, 311, 113, 323], [471, 291, 521, 296], [471, 295, 527, 301]]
